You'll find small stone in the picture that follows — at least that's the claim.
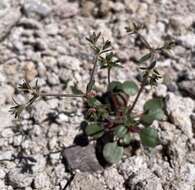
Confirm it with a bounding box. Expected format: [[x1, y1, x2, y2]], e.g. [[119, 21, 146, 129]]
[[155, 84, 167, 97], [56, 113, 69, 123], [118, 156, 147, 179], [0, 168, 6, 179], [137, 3, 148, 17], [24, 62, 38, 81], [0, 8, 21, 41], [58, 68, 72, 83], [45, 23, 59, 35], [104, 168, 125, 190], [124, 0, 139, 13], [81, 0, 95, 17], [0, 151, 12, 160], [165, 93, 194, 138], [178, 80, 195, 99], [31, 154, 46, 173], [19, 18, 42, 29], [0, 84, 14, 105], [125, 168, 163, 190], [48, 137, 58, 150], [47, 72, 60, 86], [0, 180, 6, 189], [63, 144, 103, 172], [111, 2, 125, 12], [170, 111, 193, 138], [169, 15, 194, 33], [166, 93, 194, 116], [177, 34, 195, 49], [69, 173, 105, 190], [23, 0, 52, 18], [58, 55, 81, 71], [31, 100, 50, 122], [8, 168, 33, 188], [33, 172, 50, 189], [13, 135, 23, 146], [54, 1, 79, 18], [49, 152, 60, 165]]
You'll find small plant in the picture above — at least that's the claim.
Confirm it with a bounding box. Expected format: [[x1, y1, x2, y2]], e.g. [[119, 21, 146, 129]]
[[10, 23, 174, 164]]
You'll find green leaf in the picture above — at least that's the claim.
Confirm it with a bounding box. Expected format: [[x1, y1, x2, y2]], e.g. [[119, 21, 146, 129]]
[[103, 142, 123, 164], [122, 81, 138, 96], [87, 97, 102, 107], [108, 81, 122, 91], [142, 98, 165, 125], [144, 98, 164, 112], [141, 108, 165, 125], [86, 79, 95, 92], [113, 63, 123, 68], [140, 127, 158, 147], [114, 125, 128, 138], [121, 133, 131, 145], [85, 123, 104, 138], [103, 40, 111, 50], [138, 53, 152, 64]]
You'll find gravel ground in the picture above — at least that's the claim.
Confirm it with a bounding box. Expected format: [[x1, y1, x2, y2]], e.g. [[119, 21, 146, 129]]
[[0, 0, 195, 189]]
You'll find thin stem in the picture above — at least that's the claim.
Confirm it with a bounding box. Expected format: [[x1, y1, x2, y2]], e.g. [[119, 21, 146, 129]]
[[86, 53, 99, 93], [128, 81, 145, 114], [108, 67, 111, 86], [137, 33, 152, 50], [39, 92, 84, 98]]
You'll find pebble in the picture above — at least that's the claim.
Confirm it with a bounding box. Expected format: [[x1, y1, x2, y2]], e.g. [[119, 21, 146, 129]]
[[104, 168, 125, 190], [155, 84, 167, 97], [118, 156, 147, 179], [0, 168, 6, 179], [58, 55, 81, 71], [165, 93, 194, 138], [31, 100, 50, 122], [0, 151, 12, 160], [31, 154, 46, 173], [33, 172, 50, 189], [47, 72, 60, 86], [23, 0, 52, 18], [125, 168, 163, 190], [0, 106, 13, 132], [69, 173, 106, 190], [24, 62, 38, 81], [45, 23, 59, 36], [56, 113, 69, 123], [0, 8, 21, 41], [8, 168, 33, 188], [63, 144, 103, 173], [53, 1, 79, 19], [0, 84, 14, 105], [178, 80, 195, 99]]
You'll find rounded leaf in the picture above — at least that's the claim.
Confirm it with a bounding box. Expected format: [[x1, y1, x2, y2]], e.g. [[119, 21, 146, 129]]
[[140, 127, 158, 147], [87, 97, 102, 107], [114, 125, 128, 138], [122, 133, 131, 145], [144, 98, 164, 112], [139, 53, 152, 64], [122, 81, 138, 96], [141, 108, 165, 125], [108, 81, 122, 91], [85, 123, 104, 138], [103, 142, 123, 164]]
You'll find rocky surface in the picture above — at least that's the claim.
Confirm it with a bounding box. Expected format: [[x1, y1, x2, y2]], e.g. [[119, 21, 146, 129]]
[[0, 0, 195, 189]]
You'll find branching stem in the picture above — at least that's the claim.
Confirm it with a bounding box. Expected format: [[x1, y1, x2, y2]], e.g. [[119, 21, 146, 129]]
[[39, 92, 84, 98], [128, 82, 145, 114], [108, 67, 111, 86], [86, 53, 99, 93]]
